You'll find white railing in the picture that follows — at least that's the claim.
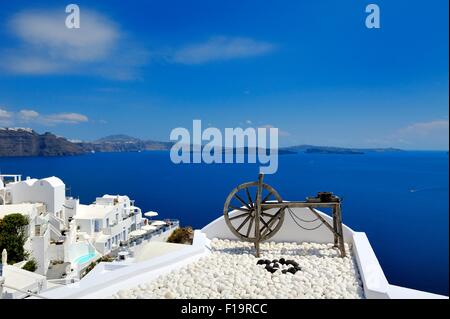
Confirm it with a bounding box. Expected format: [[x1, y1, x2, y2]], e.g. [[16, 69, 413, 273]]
[[46, 277, 80, 286], [1, 283, 49, 299]]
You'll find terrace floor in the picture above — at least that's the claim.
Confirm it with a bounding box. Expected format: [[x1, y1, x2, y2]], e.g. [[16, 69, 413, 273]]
[[111, 239, 364, 299]]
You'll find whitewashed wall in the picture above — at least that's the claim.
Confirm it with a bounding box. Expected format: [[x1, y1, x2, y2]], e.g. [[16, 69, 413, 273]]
[[9, 178, 65, 214]]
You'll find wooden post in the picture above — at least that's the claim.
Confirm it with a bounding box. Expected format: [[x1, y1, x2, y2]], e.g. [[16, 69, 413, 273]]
[[332, 205, 338, 247], [336, 204, 346, 257], [254, 174, 264, 257]]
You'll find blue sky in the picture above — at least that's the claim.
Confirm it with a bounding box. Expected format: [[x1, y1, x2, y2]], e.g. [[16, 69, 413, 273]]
[[0, 0, 448, 150]]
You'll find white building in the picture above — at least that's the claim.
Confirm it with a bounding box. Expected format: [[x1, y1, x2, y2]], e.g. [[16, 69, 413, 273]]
[[0, 203, 51, 276], [3, 175, 65, 218], [1, 174, 146, 281], [73, 195, 144, 255]]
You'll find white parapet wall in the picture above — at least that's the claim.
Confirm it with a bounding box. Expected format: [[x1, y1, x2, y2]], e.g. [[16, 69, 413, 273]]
[[351, 232, 389, 299]]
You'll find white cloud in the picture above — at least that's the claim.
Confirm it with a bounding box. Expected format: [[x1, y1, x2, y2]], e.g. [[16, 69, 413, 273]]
[[0, 108, 13, 126], [0, 108, 13, 119], [173, 36, 275, 64], [44, 112, 89, 124], [394, 119, 449, 149], [1, 108, 89, 126], [367, 119, 449, 150], [10, 9, 118, 62], [398, 119, 449, 136], [19, 109, 39, 119], [0, 9, 148, 80]]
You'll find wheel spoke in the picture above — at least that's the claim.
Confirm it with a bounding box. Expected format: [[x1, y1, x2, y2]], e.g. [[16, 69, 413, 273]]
[[245, 188, 254, 208], [246, 216, 254, 238], [261, 191, 273, 203], [229, 205, 251, 213], [262, 211, 283, 237], [229, 211, 250, 221], [261, 211, 275, 217], [234, 193, 252, 210], [260, 208, 283, 234], [236, 214, 252, 232], [259, 216, 273, 234]]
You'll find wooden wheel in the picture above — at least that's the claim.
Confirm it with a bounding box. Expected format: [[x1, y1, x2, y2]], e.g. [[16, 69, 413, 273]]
[[224, 181, 285, 242]]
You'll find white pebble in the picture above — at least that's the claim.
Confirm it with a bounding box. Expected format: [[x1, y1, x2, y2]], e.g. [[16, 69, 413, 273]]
[[110, 239, 364, 299]]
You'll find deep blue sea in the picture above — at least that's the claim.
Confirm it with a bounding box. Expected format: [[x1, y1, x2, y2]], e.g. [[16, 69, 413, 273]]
[[0, 151, 448, 295]]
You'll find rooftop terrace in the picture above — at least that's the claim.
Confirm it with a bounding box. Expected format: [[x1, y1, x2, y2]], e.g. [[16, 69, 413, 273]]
[[111, 238, 364, 299]]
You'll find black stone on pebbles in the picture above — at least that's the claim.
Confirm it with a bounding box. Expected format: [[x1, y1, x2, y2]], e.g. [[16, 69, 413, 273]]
[[265, 265, 277, 273], [257, 258, 301, 274], [286, 260, 299, 267], [287, 267, 297, 274], [256, 259, 271, 266]]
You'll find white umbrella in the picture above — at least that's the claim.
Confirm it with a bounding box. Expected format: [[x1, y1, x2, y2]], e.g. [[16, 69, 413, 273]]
[[151, 220, 166, 226], [142, 225, 157, 231], [129, 229, 146, 237], [144, 211, 158, 218]]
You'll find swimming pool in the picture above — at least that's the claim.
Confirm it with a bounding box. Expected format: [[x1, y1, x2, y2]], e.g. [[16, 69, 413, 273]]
[[73, 252, 97, 265]]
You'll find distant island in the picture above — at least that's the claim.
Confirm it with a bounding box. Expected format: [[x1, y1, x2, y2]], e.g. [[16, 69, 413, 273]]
[[305, 148, 364, 155], [0, 128, 404, 157], [0, 128, 84, 157], [0, 129, 172, 157], [82, 134, 173, 153], [189, 146, 297, 155], [283, 144, 404, 155]]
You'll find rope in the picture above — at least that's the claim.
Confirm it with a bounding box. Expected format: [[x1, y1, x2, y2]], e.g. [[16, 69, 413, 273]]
[[287, 207, 324, 231], [288, 207, 319, 223]]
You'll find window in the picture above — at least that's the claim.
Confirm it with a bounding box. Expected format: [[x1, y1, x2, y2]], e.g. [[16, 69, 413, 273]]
[[106, 218, 109, 227], [94, 220, 100, 232]]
